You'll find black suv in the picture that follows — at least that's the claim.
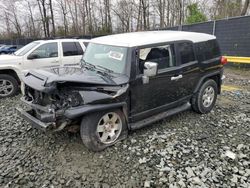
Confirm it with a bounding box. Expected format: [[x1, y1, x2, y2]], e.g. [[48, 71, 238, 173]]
[[17, 31, 227, 151]]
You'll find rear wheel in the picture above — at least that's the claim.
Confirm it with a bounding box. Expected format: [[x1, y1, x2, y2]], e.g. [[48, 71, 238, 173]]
[[0, 74, 19, 98], [80, 109, 128, 151], [191, 79, 218, 114]]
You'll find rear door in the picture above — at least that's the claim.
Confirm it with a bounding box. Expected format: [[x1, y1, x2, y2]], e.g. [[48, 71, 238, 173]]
[[61, 42, 84, 66], [176, 41, 200, 97]]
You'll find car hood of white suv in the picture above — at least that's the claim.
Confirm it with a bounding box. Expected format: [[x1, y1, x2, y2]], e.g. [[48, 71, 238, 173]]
[[0, 54, 23, 64]]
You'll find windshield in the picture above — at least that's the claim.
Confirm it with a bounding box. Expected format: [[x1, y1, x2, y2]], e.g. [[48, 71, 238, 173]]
[[15, 42, 40, 56], [83, 43, 128, 74]]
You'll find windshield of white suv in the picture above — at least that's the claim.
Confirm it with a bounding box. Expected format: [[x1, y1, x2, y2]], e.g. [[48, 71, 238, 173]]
[[83, 43, 127, 74], [14, 42, 40, 56]]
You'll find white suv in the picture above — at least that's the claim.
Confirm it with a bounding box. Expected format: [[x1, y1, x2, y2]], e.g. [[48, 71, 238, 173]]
[[0, 39, 89, 98]]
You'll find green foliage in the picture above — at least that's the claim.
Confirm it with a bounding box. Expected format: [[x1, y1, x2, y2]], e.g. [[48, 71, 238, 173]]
[[185, 3, 207, 24]]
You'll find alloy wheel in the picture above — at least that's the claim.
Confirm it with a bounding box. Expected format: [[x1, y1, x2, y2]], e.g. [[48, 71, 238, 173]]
[[96, 112, 122, 144], [0, 79, 14, 97], [202, 86, 215, 108]]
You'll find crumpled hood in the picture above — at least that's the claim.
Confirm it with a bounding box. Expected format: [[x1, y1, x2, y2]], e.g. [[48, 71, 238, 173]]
[[22, 66, 129, 92], [0, 54, 22, 64]]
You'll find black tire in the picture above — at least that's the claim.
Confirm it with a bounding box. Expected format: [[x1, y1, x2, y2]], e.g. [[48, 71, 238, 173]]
[[0, 74, 19, 98], [80, 109, 128, 151], [191, 79, 218, 114]]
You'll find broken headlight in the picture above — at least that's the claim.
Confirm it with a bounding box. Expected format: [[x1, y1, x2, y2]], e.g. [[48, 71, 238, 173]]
[[64, 91, 83, 107]]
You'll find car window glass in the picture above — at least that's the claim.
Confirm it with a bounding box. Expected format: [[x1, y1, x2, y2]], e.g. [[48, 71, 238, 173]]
[[204, 40, 220, 60], [62, 42, 83, 56], [195, 40, 220, 62], [30, 43, 58, 59], [83, 43, 127, 74], [75, 42, 84, 55], [139, 44, 176, 73], [178, 42, 195, 64], [15, 42, 40, 56]]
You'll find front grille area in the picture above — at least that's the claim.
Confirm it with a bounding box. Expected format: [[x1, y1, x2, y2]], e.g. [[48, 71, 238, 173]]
[[24, 85, 83, 110]]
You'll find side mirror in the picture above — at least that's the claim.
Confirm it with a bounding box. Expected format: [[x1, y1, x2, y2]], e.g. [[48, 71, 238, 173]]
[[142, 62, 158, 84], [27, 54, 39, 60], [144, 62, 158, 77]]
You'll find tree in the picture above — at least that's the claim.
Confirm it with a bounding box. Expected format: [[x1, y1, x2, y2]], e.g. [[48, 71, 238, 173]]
[[49, 0, 56, 37], [241, 0, 250, 15], [56, 0, 68, 36], [26, 0, 36, 37], [186, 3, 207, 24], [37, 0, 50, 37]]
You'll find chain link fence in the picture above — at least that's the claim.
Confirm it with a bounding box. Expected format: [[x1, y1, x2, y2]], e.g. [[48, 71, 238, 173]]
[[164, 15, 250, 57]]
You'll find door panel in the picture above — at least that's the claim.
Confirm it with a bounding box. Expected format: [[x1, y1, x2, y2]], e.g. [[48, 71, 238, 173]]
[[23, 42, 60, 70], [130, 44, 184, 121], [179, 61, 200, 97], [176, 42, 200, 97], [131, 68, 182, 115]]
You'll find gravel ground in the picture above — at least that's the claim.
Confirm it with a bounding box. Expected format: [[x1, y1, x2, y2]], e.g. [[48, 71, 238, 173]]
[[0, 67, 249, 188]]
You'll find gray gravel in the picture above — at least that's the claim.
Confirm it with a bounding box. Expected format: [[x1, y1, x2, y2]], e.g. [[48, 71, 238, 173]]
[[0, 67, 249, 188]]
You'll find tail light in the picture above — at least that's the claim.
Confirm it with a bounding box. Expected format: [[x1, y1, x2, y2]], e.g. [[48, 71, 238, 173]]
[[221, 56, 228, 65]]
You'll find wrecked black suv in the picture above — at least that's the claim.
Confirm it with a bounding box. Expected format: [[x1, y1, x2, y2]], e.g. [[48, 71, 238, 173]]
[[17, 31, 227, 151]]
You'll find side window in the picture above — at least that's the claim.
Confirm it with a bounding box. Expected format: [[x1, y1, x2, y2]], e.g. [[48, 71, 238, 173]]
[[75, 42, 84, 55], [62, 42, 83, 56], [178, 42, 195, 64], [205, 40, 220, 59], [139, 44, 175, 73], [30, 43, 58, 59], [195, 40, 221, 62]]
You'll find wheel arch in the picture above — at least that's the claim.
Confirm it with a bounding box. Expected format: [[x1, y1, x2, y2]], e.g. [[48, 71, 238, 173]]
[[194, 71, 222, 95], [0, 69, 21, 84], [65, 102, 129, 123]]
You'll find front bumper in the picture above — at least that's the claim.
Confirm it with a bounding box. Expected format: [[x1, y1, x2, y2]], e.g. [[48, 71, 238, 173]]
[[16, 108, 55, 132]]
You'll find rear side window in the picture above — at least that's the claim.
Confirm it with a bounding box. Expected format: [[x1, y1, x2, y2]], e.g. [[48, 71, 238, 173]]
[[62, 42, 83, 56], [195, 40, 220, 62], [178, 42, 195, 64]]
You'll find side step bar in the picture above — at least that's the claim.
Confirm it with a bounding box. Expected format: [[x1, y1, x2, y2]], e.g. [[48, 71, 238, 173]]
[[130, 102, 191, 130]]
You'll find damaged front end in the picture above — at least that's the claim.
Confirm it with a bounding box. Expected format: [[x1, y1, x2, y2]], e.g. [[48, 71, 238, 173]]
[[17, 67, 129, 132]]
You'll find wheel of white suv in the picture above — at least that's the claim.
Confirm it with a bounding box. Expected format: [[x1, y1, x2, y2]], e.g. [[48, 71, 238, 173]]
[[0, 74, 19, 98], [191, 79, 218, 114], [80, 109, 128, 151]]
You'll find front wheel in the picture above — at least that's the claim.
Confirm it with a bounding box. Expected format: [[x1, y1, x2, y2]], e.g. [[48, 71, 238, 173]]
[[191, 79, 218, 114], [80, 109, 128, 151], [0, 74, 19, 98]]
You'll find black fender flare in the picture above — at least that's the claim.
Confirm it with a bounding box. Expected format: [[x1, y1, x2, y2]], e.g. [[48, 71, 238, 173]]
[[64, 102, 128, 121], [194, 70, 223, 94]]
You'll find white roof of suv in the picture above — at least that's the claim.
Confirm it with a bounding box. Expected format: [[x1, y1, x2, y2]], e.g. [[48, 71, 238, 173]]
[[34, 38, 90, 44], [91, 31, 216, 47]]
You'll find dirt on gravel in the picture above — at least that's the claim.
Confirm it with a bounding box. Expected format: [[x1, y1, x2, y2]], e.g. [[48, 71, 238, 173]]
[[0, 67, 249, 188]]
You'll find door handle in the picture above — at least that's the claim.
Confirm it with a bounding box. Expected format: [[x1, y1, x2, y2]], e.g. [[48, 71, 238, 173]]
[[51, 60, 59, 63], [171, 74, 183, 81]]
